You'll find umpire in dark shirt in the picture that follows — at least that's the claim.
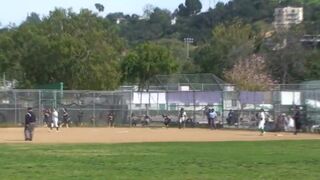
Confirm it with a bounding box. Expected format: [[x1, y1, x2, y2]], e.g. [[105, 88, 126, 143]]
[[293, 106, 301, 135], [25, 107, 36, 141]]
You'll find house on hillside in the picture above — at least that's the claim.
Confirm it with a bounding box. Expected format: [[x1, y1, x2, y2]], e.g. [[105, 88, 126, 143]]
[[273, 6, 303, 31]]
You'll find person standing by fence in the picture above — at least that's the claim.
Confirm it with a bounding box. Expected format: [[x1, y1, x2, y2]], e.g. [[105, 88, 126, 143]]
[[204, 106, 210, 126], [226, 110, 235, 126], [163, 114, 171, 128], [258, 109, 266, 136], [293, 106, 302, 135], [51, 108, 59, 131], [107, 112, 114, 127], [90, 115, 96, 127], [178, 108, 187, 129], [43, 108, 50, 127], [61, 108, 71, 128], [209, 109, 217, 129], [77, 110, 83, 127], [24, 107, 36, 141]]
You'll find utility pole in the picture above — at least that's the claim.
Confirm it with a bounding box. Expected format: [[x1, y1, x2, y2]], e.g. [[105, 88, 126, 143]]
[[2, 73, 5, 88], [184, 37, 194, 59]]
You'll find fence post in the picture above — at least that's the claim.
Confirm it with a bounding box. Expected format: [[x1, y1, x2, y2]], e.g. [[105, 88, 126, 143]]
[[166, 90, 169, 114], [193, 90, 196, 122], [157, 91, 160, 116], [238, 91, 241, 128], [53, 90, 57, 108], [140, 91, 143, 116], [147, 91, 150, 116], [93, 92, 96, 125], [221, 90, 224, 126], [39, 90, 42, 125], [129, 90, 133, 127], [14, 90, 17, 125]]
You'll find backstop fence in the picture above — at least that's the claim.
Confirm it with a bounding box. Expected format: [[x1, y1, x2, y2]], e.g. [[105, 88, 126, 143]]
[[0, 86, 319, 132]]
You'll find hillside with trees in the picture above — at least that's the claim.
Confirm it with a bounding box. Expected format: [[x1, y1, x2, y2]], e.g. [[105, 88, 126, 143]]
[[0, 0, 320, 90]]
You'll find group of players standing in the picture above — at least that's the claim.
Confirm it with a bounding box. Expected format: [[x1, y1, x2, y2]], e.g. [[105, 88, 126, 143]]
[[23, 105, 303, 141], [256, 106, 302, 136], [24, 107, 114, 141], [43, 108, 70, 131], [161, 107, 217, 129], [43, 108, 115, 129]]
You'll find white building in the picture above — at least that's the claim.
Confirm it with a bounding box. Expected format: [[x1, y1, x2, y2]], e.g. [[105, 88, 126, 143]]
[[274, 7, 303, 31], [171, 17, 176, 25]]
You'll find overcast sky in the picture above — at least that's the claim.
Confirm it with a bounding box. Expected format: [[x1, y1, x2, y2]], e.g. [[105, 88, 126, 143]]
[[0, 0, 229, 27]]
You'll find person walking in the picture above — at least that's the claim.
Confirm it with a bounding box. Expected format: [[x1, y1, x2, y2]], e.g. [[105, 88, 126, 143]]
[[51, 108, 59, 131], [258, 108, 266, 136], [209, 109, 217, 129], [293, 106, 302, 135], [24, 107, 36, 141]]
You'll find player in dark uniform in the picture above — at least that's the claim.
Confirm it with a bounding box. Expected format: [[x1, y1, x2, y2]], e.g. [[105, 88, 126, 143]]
[[43, 108, 50, 127], [162, 114, 171, 128], [24, 107, 36, 141], [130, 113, 137, 127], [61, 108, 71, 128], [107, 112, 114, 127], [77, 110, 83, 127], [293, 106, 302, 135], [142, 114, 151, 127]]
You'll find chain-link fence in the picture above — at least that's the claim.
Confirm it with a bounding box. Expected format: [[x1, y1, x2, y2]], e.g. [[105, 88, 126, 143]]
[[0, 90, 132, 127], [0, 87, 319, 132], [223, 86, 320, 132]]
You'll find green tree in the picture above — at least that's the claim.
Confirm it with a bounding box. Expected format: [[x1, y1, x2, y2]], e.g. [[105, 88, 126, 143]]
[[95, 3, 104, 12], [185, 0, 202, 15], [106, 12, 127, 23], [121, 42, 178, 90], [303, 50, 320, 80], [177, 0, 202, 17], [154, 38, 200, 73], [25, 12, 41, 24], [194, 20, 258, 77], [116, 7, 172, 45], [0, 30, 24, 84], [9, 8, 123, 90], [143, 4, 156, 19]]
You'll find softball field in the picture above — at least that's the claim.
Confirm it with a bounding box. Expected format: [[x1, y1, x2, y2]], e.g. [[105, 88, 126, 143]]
[[1, 127, 319, 144]]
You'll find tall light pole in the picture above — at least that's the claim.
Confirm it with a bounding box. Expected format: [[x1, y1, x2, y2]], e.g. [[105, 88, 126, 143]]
[[184, 37, 194, 59]]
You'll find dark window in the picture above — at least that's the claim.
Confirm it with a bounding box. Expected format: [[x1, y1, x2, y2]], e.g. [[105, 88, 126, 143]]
[[232, 100, 237, 107]]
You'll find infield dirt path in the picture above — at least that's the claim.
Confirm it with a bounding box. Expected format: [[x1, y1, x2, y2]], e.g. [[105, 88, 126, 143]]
[[0, 127, 319, 144]]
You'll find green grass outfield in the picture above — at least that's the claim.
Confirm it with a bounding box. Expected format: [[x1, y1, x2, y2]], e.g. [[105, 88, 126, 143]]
[[0, 141, 320, 180]]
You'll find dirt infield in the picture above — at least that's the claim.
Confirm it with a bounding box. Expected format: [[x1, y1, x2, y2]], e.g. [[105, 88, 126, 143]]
[[0, 127, 319, 144]]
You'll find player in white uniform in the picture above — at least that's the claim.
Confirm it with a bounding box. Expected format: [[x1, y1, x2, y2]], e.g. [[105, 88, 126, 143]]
[[179, 108, 187, 129], [258, 109, 266, 135], [51, 108, 59, 131]]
